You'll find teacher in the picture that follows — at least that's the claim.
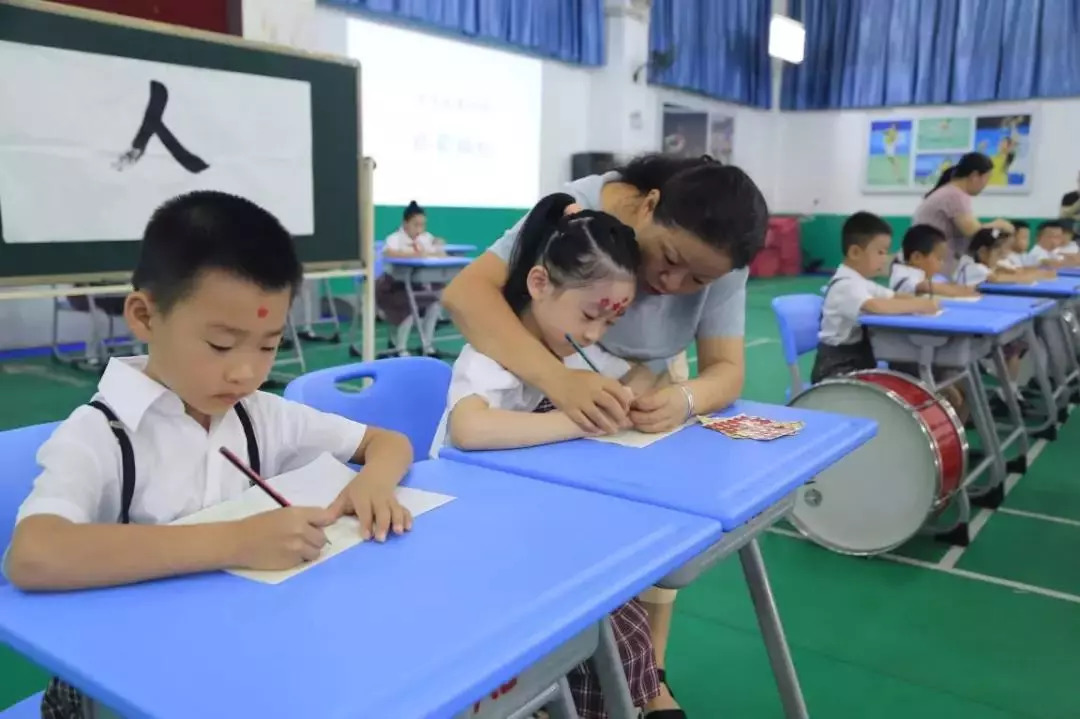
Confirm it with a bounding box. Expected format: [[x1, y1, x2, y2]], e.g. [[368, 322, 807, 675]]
[[912, 152, 1014, 276], [441, 153, 768, 707]]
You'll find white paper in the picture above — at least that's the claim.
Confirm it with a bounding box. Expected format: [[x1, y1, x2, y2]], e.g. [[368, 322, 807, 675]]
[[173, 454, 455, 584], [945, 296, 982, 302], [584, 421, 693, 448]]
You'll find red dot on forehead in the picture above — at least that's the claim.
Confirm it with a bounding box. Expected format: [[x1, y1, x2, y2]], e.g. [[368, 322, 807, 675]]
[[256, 307, 268, 318]]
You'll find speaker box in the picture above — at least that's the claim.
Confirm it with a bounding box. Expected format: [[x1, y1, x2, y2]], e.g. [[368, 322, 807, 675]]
[[571, 152, 617, 180]]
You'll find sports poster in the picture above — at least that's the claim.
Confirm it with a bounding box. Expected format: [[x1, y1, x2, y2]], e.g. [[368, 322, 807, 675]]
[[863, 110, 1032, 195], [0, 40, 315, 245]]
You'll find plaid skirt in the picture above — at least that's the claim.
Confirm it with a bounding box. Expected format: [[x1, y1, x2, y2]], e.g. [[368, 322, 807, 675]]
[[41, 677, 90, 719], [567, 599, 660, 719]]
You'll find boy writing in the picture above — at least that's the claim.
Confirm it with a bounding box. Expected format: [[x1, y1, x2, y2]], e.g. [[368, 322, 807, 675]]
[[811, 212, 938, 383], [889, 224, 980, 297]]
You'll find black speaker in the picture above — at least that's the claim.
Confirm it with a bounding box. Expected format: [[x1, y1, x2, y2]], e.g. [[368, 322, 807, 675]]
[[571, 152, 617, 180]]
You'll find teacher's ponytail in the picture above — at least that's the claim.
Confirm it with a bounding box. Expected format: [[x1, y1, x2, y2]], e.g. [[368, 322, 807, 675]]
[[924, 166, 957, 198]]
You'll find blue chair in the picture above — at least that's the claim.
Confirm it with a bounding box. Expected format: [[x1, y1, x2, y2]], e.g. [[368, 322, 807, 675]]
[[284, 357, 451, 459], [0, 692, 43, 717], [0, 422, 59, 557], [771, 294, 824, 400]]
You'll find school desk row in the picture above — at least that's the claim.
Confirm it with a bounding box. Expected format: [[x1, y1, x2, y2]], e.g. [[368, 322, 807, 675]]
[[0, 400, 877, 719]]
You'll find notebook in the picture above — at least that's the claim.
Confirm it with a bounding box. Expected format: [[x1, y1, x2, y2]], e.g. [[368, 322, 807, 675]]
[[173, 453, 455, 584]]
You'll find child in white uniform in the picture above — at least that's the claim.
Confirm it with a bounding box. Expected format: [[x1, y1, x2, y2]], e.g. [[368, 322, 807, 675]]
[[434, 193, 679, 719], [1026, 221, 1080, 268], [889, 224, 980, 297], [4, 191, 414, 718]]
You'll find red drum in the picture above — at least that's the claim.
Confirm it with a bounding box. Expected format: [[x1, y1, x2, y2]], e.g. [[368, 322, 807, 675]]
[[788, 369, 967, 555]]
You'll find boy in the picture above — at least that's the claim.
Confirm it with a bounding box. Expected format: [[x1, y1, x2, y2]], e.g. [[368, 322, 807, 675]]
[[996, 221, 1055, 280], [5, 191, 414, 715], [811, 212, 938, 383], [889, 224, 980, 297], [1028, 221, 1080, 268]]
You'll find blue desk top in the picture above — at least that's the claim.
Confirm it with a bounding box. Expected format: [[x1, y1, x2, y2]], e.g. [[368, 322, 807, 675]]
[[978, 277, 1080, 298], [385, 256, 470, 268], [860, 307, 1028, 335], [441, 400, 875, 529], [1055, 266, 1080, 277], [941, 294, 1055, 318], [441, 243, 477, 255], [0, 460, 722, 719]]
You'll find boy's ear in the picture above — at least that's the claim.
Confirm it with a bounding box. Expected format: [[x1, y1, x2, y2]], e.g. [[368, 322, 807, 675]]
[[124, 290, 156, 342]]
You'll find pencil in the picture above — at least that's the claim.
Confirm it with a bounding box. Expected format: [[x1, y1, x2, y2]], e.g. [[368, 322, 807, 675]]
[[564, 333, 601, 372], [219, 447, 291, 507]]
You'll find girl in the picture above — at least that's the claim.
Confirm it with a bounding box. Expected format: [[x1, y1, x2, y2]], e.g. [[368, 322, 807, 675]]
[[376, 201, 447, 357], [434, 193, 683, 719], [955, 228, 1029, 408]]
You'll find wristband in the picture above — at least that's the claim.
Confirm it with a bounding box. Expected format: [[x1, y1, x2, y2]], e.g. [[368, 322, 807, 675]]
[[677, 383, 695, 420]]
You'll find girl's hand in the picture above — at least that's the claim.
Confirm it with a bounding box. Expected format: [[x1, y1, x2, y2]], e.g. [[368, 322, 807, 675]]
[[546, 369, 631, 434], [630, 385, 690, 434]]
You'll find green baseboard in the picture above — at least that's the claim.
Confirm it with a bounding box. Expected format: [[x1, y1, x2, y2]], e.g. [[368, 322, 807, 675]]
[[799, 214, 1057, 271]]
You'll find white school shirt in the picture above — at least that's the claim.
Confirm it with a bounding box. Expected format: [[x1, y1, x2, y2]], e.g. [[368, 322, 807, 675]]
[[888, 261, 926, 294], [13, 357, 368, 527], [999, 251, 1037, 270], [429, 343, 631, 457], [818, 264, 894, 347], [384, 227, 437, 255], [1058, 241, 1079, 255], [954, 255, 991, 286], [1025, 244, 1058, 265]]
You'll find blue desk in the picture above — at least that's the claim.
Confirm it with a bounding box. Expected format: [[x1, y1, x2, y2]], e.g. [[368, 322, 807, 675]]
[[1055, 266, 1080, 277], [860, 307, 1028, 335], [444, 399, 875, 719], [0, 460, 722, 719], [441, 243, 477, 256], [941, 295, 1056, 318], [384, 257, 470, 353], [978, 277, 1080, 298]]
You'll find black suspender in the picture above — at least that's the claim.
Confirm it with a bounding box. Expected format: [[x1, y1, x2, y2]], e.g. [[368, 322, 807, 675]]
[[86, 402, 260, 524]]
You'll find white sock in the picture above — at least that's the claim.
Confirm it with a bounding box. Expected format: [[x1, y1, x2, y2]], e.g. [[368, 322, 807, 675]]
[[395, 316, 414, 352], [420, 303, 441, 353]]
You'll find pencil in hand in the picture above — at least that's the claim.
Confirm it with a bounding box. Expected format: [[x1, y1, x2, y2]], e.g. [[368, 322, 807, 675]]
[[564, 333, 601, 372]]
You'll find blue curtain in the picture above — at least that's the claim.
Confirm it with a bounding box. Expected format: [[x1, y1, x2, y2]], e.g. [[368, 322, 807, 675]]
[[320, 0, 605, 66], [649, 0, 773, 108], [782, 0, 1080, 110]]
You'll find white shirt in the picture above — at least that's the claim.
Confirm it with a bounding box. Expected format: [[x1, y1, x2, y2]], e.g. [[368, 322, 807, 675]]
[[954, 255, 991, 286], [384, 227, 437, 254], [889, 261, 926, 294], [1058, 241, 1079, 255], [818, 264, 894, 346], [15, 357, 368, 526], [999, 251, 1038, 270], [430, 344, 630, 456]]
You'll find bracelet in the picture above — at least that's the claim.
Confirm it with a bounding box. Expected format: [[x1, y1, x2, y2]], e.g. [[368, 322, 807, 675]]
[[677, 383, 695, 420]]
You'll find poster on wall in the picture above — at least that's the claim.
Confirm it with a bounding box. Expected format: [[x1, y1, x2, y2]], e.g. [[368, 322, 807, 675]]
[[865, 119, 913, 189], [863, 108, 1033, 195], [0, 40, 315, 244], [662, 103, 734, 164]]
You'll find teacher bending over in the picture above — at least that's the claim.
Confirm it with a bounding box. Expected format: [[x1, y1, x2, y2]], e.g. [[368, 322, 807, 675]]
[[442, 154, 769, 436], [912, 152, 1014, 276], [442, 154, 768, 707]]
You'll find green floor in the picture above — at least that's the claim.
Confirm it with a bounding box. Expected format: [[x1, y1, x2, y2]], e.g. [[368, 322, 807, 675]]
[[2, 275, 1080, 716]]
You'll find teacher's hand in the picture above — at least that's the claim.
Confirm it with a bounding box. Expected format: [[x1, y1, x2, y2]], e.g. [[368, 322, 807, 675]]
[[547, 369, 631, 435], [630, 386, 690, 434]]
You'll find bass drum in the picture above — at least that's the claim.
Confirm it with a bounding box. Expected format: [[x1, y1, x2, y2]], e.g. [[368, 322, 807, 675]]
[[788, 370, 968, 555]]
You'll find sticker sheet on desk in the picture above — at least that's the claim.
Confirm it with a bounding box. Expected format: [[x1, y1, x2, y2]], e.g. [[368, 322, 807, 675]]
[[173, 453, 456, 585], [585, 420, 693, 448], [698, 414, 804, 441]]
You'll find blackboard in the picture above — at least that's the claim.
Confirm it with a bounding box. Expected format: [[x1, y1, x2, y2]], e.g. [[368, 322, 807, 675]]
[[0, 0, 362, 284]]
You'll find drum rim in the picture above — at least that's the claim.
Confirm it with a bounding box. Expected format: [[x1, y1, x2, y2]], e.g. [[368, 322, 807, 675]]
[[789, 373, 948, 556], [850, 368, 970, 489]]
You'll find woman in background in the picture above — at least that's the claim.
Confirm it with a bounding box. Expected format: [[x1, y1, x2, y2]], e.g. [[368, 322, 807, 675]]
[[912, 152, 1014, 276], [376, 201, 447, 357]]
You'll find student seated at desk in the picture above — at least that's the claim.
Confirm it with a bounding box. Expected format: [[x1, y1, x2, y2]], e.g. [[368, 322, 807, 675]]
[[955, 228, 1030, 403], [433, 194, 681, 719], [996, 220, 1057, 281], [1026, 221, 1080, 269], [810, 212, 938, 384], [889, 224, 980, 298], [376, 200, 448, 357], [3, 192, 414, 718]]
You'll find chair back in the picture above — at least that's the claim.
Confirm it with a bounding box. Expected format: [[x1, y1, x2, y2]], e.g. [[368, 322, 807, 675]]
[[284, 357, 451, 459], [771, 294, 825, 399]]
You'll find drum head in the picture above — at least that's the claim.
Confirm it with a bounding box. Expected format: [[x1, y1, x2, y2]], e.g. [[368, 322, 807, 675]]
[[789, 380, 939, 555]]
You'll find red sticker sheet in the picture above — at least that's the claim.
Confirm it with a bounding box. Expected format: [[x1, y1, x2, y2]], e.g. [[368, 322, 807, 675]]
[[697, 414, 805, 441]]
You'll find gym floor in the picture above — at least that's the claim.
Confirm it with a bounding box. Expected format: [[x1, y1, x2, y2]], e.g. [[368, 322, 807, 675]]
[[1, 275, 1078, 716]]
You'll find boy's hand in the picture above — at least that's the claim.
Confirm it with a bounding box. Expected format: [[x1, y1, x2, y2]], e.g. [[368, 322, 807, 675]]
[[232, 507, 337, 570], [917, 298, 941, 314], [331, 474, 413, 542]]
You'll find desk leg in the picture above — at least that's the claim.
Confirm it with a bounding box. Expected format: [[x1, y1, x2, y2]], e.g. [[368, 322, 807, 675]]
[[990, 344, 1030, 459], [402, 270, 423, 351], [545, 678, 579, 719], [594, 617, 639, 719], [1025, 324, 1059, 435], [739, 538, 809, 719], [963, 365, 1006, 493]]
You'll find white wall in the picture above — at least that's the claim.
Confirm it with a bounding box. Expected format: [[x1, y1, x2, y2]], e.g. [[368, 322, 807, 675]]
[[774, 98, 1080, 218]]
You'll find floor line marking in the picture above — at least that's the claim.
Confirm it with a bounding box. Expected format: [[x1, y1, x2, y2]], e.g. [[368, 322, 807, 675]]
[[996, 507, 1080, 528], [768, 525, 1080, 606]]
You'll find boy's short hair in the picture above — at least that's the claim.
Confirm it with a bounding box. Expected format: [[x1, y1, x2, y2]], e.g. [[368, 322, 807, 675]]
[[132, 191, 303, 313], [1011, 220, 1030, 231], [1037, 220, 1064, 237], [842, 211, 892, 255], [902, 224, 947, 261]]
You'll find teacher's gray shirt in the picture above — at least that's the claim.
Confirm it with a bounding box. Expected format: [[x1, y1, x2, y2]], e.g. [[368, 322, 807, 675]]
[[488, 172, 748, 364]]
